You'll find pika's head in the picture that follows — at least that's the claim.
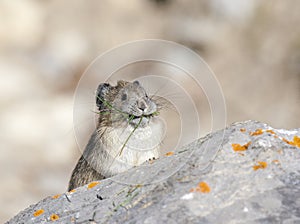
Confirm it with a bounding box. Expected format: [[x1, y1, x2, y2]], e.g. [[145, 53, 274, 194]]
[[96, 80, 158, 127]]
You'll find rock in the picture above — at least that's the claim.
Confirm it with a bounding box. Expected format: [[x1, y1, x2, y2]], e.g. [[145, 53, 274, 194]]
[[6, 121, 300, 223]]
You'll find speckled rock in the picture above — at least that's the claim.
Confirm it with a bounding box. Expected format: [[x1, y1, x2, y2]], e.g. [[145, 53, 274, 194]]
[[7, 121, 300, 223]]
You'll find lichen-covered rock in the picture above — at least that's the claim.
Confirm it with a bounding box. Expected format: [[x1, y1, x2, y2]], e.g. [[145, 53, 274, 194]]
[[7, 121, 300, 223]]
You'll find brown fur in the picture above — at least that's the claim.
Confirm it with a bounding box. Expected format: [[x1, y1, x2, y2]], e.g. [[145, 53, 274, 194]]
[[68, 80, 162, 190]]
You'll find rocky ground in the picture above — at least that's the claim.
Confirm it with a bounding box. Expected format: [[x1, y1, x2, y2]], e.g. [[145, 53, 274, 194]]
[[7, 121, 300, 223], [1, 0, 300, 222]]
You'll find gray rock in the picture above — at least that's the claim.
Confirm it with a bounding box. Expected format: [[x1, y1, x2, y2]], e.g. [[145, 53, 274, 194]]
[[6, 121, 300, 223]]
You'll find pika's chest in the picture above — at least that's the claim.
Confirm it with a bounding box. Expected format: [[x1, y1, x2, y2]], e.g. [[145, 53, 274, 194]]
[[103, 121, 164, 164]]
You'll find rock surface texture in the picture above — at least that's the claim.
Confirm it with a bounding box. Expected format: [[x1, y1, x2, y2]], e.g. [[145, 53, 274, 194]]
[[7, 121, 300, 223]]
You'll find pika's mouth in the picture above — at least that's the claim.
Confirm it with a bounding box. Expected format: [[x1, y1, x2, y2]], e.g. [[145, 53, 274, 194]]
[[127, 112, 158, 127], [128, 113, 155, 120]]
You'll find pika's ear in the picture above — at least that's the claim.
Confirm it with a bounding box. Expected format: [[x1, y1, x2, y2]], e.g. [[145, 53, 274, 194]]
[[96, 83, 111, 109], [133, 80, 140, 85]]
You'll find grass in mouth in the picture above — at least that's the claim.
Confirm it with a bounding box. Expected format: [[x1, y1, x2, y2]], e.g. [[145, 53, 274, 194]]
[[118, 116, 143, 156], [95, 96, 159, 157]]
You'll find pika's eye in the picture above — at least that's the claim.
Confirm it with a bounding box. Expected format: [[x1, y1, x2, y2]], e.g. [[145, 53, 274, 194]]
[[121, 93, 127, 101]]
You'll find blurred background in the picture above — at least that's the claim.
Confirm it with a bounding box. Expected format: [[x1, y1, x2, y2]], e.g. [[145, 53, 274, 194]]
[[1, 0, 299, 222]]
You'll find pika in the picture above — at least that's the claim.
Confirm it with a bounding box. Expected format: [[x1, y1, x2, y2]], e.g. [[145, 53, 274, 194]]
[[68, 80, 164, 190]]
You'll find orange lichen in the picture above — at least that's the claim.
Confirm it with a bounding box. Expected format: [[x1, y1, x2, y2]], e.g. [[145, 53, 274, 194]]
[[33, 209, 44, 217], [52, 194, 61, 199], [282, 138, 295, 146], [87, 181, 100, 189], [232, 142, 251, 152], [50, 214, 59, 221], [250, 129, 264, 136], [198, 182, 210, 193], [240, 128, 246, 132], [253, 161, 268, 171], [165, 151, 174, 156], [283, 136, 300, 147], [272, 159, 280, 164], [293, 136, 300, 148], [69, 189, 76, 193], [190, 181, 210, 193], [266, 129, 276, 135]]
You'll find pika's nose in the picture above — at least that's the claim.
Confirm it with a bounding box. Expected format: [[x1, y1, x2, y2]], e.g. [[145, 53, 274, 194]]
[[138, 99, 147, 111]]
